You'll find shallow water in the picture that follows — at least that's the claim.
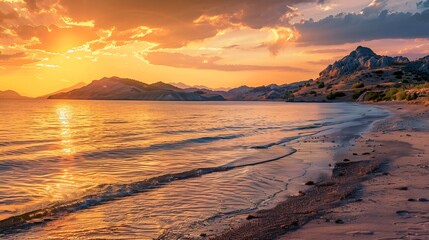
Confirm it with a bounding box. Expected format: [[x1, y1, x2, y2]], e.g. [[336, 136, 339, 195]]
[[0, 100, 389, 239]]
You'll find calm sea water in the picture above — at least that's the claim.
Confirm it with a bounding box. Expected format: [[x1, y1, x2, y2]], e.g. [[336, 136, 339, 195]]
[[0, 100, 389, 239]]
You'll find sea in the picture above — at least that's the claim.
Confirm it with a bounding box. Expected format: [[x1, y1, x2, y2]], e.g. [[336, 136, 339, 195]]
[[0, 100, 389, 239]]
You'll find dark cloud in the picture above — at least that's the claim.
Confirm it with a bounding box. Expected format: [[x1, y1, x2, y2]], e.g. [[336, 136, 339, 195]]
[[295, 10, 429, 45], [417, 0, 429, 9], [144, 52, 310, 72]]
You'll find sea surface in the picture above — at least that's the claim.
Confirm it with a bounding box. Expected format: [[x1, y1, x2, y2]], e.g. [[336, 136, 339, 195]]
[[0, 100, 389, 239]]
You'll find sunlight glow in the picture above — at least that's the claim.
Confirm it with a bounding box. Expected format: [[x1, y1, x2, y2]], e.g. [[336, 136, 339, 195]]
[[57, 106, 76, 156]]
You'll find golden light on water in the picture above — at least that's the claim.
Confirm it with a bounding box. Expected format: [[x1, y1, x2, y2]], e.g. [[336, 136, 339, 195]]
[[45, 169, 78, 201], [57, 106, 76, 156]]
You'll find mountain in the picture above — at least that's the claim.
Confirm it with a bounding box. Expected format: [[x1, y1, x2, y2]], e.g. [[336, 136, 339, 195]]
[[169, 82, 231, 92], [44, 47, 429, 103], [407, 55, 429, 74], [0, 90, 30, 100], [48, 77, 225, 101], [319, 46, 410, 78], [38, 82, 87, 99], [150, 81, 181, 91], [220, 80, 312, 101], [290, 46, 428, 102]]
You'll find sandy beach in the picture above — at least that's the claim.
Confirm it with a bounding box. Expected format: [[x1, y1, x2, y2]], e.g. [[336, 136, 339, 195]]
[[184, 102, 429, 240], [285, 102, 429, 240]]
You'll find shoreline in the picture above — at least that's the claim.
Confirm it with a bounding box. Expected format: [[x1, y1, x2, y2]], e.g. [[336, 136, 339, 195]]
[[285, 102, 429, 239], [179, 102, 428, 240]]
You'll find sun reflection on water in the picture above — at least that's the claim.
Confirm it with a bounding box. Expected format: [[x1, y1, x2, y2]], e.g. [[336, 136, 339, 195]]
[[56, 106, 76, 156]]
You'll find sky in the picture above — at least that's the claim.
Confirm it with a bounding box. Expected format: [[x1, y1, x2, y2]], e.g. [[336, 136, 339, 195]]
[[1, 0, 429, 97]]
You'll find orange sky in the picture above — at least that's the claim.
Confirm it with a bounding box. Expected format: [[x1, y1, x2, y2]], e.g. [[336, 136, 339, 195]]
[[1, 0, 429, 97]]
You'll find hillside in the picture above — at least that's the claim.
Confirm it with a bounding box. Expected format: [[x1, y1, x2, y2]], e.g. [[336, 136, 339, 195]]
[[42, 47, 429, 103], [48, 77, 225, 101], [38, 82, 87, 99], [290, 46, 429, 103], [219, 80, 312, 101], [0, 90, 30, 100]]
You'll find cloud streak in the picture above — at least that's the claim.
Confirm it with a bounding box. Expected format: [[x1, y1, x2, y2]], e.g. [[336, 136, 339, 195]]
[[0, 52, 39, 67], [144, 52, 310, 72]]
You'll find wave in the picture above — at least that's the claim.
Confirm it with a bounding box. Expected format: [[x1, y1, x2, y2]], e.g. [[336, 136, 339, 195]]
[[80, 134, 243, 159], [0, 148, 296, 234], [250, 136, 301, 149], [103, 120, 130, 124], [0, 139, 59, 147]]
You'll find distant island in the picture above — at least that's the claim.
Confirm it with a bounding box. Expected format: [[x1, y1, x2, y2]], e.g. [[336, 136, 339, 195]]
[[3, 46, 429, 103]]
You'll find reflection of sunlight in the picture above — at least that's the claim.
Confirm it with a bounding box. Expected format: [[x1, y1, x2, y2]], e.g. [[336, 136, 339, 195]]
[[57, 106, 76, 156], [45, 169, 78, 201]]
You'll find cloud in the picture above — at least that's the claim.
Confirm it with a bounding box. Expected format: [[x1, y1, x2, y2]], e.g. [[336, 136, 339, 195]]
[[417, 0, 429, 9], [143, 52, 310, 72], [54, 0, 323, 49], [304, 48, 347, 54], [361, 0, 389, 16], [266, 27, 299, 55], [295, 10, 429, 45], [0, 52, 39, 66], [306, 57, 340, 65], [14, 25, 99, 53]]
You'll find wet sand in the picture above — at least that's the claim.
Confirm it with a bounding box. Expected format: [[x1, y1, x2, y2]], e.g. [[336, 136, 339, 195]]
[[286, 103, 429, 240], [184, 102, 428, 240]]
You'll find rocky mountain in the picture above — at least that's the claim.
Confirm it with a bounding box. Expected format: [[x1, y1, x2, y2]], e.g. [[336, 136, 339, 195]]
[[38, 82, 87, 99], [407, 55, 429, 74], [319, 46, 410, 78], [291, 46, 428, 102], [0, 90, 30, 100], [48, 77, 225, 101]]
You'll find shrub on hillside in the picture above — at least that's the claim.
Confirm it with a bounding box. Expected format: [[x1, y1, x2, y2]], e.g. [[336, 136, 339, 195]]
[[327, 92, 346, 100], [406, 92, 419, 101], [352, 82, 365, 88], [363, 91, 384, 102], [395, 90, 407, 100], [384, 88, 399, 100], [353, 90, 367, 99], [318, 82, 325, 88]]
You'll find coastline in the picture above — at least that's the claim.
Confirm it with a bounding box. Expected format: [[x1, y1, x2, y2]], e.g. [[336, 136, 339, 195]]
[[285, 102, 429, 239], [177, 102, 428, 240]]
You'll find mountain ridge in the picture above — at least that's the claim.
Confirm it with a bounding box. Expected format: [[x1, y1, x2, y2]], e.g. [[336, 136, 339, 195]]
[[0, 90, 30, 100], [319, 46, 411, 78], [48, 77, 225, 101], [290, 46, 429, 102], [15, 46, 429, 102]]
